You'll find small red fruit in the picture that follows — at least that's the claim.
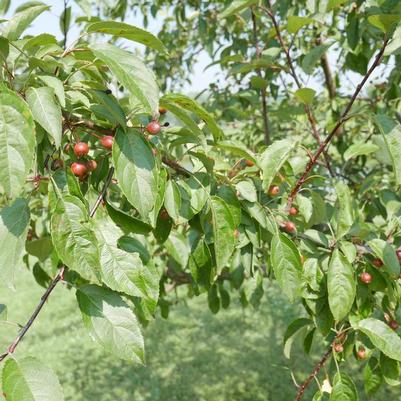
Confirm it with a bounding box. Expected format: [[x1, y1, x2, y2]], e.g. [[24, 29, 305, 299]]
[[51, 159, 64, 171], [284, 221, 296, 233], [372, 258, 383, 268], [100, 135, 114, 149], [74, 142, 89, 157], [396, 250, 401, 262], [334, 343, 343, 353], [71, 162, 87, 177], [160, 209, 169, 220], [289, 207, 298, 216], [268, 185, 280, 196], [389, 320, 399, 331], [228, 170, 236, 179], [356, 346, 366, 360], [86, 160, 97, 172], [159, 107, 167, 115], [146, 121, 161, 135], [245, 159, 254, 167], [360, 272, 372, 284]]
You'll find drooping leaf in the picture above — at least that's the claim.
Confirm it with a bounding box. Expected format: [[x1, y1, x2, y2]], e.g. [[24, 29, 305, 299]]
[[87, 21, 167, 53], [0, 198, 30, 287], [160, 94, 224, 141], [37, 75, 65, 107], [302, 43, 333, 74], [368, 239, 400, 278], [283, 317, 312, 358], [25, 236, 53, 262], [368, 14, 401, 33], [220, 0, 257, 18], [2, 3, 49, 41], [90, 43, 159, 115], [335, 181, 354, 239], [380, 353, 401, 386], [259, 139, 297, 190], [76, 285, 145, 363], [328, 249, 356, 321], [294, 88, 316, 104], [2, 357, 64, 401], [270, 233, 303, 302], [112, 129, 158, 221], [210, 196, 236, 274], [287, 16, 314, 34], [330, 372, 358, 401], [375, 115, 401, 185], [364, 357, 383, 395], [355, 318, 401, 361], [0, 89, 36, 198], [26, 87, 62, 148], [51, 194, 101, 283], [344, 142, 379, 161]]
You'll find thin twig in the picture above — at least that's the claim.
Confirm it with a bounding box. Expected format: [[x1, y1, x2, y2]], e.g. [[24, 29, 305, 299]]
[[287, 37, 389, 209], [0, 267, 65, 363], [261, 4, 334, 177], [89, 167, 115, 217], [161, 156, 191, 177], [251, 8, 270, 145]]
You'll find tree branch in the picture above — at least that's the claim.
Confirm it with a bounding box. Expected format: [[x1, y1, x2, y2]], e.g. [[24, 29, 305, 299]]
[[251, 8, 271, 145], [161, 156, 191, 177], [321, 52, 336, 100], [0, 267, 65, 363], [0, 166, 116, 364], [287, 37, 389, 208], [261, 5, 334, 177]]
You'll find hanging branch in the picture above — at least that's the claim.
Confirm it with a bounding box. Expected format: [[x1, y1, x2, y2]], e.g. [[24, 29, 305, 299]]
[[261, 5, 335, 177], [0, 166, 116, 364], [286, 37, 389, 208], [251, 8, 271, 145]]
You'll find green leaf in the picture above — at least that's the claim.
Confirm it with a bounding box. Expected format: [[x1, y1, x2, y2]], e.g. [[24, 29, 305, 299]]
[[0, 89, 36, 198], [164, 180, 181, 222], [335, 181, 354, 239], [99, 241, 159, 307], [76, 285, 144, 363], [87, 21, 167, 53], [105, 201, 152, 235], [259, 139, 297, 190], [380, 353, 401, 386], [343, 142, 379, 161], [26, 236, 53, 262], [216, 140, 257, 162], [283, 318, 312, 358], [160, 94, 224, 141], [210, 196, 236, 274], [287, 16, 314, 34], [165, 231, 190, 267], [327, 0, 347, 11], [355, 318, 401, 361], [385, 25, 401, 55], [37, 75, 65, 108], [112, 129, 158, 221], [220, 0, 257, 18], [330, 372, 358, 401], [302, 43, 333, 75], [90, 90, 126, 129], [0, 303, 6, 320], [294, 87, 316, 104], [364, 357, 383, 395], [2, 357, 64, 401], [368, 14, 401, 33], [90, 43, 159, 116], [51, 195, 101, 283], [26, 87, 62, 148], [0, 198, 30, 287], [2, 3, 49, 41], [270, 233, 303, 302], [375, 115, 401, 185], [235, 180, 257, 202], [328, 249, 356, 321], [368, 239, 400, 278]]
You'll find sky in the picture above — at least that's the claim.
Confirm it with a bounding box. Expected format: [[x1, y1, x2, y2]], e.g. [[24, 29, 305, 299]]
[[4, 0, 394, 97]]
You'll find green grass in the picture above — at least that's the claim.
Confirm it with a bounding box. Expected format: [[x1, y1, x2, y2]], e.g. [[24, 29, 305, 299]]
[[0, 266, 398, 400]]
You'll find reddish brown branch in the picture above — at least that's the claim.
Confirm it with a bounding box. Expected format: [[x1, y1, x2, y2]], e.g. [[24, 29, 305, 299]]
[[89, 167, 115, 217], [161, 156, 191, 177], [261, 5, 334, 177], [0, 267, 66, 363], [251, 8, 271, 145], [287, 37, 389, 208]]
